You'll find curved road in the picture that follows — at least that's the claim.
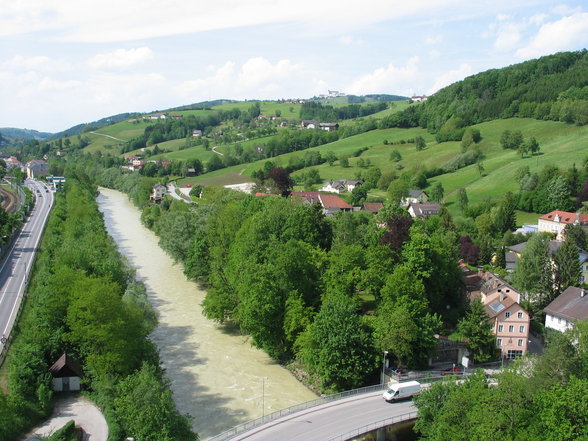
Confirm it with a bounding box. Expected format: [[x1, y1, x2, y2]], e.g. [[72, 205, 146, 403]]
[[225, 391, 415, 441], [0, 179, 53, 353]]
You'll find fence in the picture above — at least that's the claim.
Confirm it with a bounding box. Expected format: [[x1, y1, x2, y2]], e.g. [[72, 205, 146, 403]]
[[208, 383, 390, 441], [327, 411, 418, 441]]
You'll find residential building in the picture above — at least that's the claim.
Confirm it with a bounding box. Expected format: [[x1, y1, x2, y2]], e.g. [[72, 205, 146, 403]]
[[301, 120, 318, 129], [319, 179, 363, 194], [291, 191, 352, 217], [538, 210, 588, 240], [506, 240, 588, 282], [411, 95, 428, 102], [150, 184, 167, 202], [25, 159, 49, 178], [319, 122, 339, 132], [401, 189, 429, 206], [544, 286, 588, 332], [407, 202, 441, 218], [192, 130, 203, 137], [361, 202, 384, 214], [464, 267, 531, 359]]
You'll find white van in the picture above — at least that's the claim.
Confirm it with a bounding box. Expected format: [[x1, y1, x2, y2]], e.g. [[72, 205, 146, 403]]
[[382, 380, 421, 402]]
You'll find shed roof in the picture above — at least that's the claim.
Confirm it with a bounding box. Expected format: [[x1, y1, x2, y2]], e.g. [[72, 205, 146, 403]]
[[544, 286, 588, 322], [49, 353, 83, 378]]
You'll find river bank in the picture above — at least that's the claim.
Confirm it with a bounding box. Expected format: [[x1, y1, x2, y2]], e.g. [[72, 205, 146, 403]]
[[97, 188, 317, 439]]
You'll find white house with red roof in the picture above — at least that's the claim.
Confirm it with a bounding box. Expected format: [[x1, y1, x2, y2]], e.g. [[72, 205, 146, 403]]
[[291, 191, 352, 217], [538, 210, 588, 240]]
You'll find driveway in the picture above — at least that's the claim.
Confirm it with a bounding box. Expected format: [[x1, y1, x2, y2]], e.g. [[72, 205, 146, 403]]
[[24, 394, 108, 441]]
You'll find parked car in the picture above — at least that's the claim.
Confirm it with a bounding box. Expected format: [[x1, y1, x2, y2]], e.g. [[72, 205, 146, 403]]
[[441, 366, 464, 376], [390, 367, 407, 376]]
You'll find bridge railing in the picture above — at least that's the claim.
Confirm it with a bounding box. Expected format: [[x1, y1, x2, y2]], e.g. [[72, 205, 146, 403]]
[[208, 383, 390, 441], [209, 374, 470, 441], [327, 411, 418, 441]]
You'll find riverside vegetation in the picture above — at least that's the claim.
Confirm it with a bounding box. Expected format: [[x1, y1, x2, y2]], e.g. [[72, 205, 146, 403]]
[[0, 175, 197, 441]]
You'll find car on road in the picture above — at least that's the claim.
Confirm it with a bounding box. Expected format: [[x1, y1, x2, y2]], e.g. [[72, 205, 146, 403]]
[[441, 366, 464, 376], [383, 381, 421, 402]]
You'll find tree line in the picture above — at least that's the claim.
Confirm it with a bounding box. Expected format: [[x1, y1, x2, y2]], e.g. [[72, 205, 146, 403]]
[[0, 174, 196, 441]]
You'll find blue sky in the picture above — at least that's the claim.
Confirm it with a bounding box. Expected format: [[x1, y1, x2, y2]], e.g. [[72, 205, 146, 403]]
[[1, 1, 587, 132]]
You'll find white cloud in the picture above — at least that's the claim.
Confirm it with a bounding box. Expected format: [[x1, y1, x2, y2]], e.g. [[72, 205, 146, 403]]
[[429, 49, 441, 59], [424, 34, 443, 45], [178, 57, 323, 101], [550, 4, 582, 16], [0, 0, 469, 42], [516, 12, 588, 59], [1, 55, 71, 72], [427, 63, 472, 95], [494, 22, 524, 52], [88, 47, 153, 70], [346, 57, 421, 96]]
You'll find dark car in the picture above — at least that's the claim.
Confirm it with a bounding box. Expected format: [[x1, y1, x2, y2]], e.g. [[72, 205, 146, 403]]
[[441, 366, 464, 376]]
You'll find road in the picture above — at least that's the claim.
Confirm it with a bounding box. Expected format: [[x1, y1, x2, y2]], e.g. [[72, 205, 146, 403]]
[[229, 391, 415, 441], [0, 179, 53, 353]]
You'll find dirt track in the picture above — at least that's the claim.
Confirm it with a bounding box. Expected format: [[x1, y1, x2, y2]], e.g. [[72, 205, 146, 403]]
[[0, 186, 17, 213]]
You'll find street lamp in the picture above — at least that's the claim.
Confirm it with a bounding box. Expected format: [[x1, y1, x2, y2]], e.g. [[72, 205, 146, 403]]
[[262, 376, 267, 419], [381, 351, 388, 384]]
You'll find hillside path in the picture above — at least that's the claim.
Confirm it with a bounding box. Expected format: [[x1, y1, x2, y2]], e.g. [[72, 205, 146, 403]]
[[89, 131, 125, 142], [23, 395, 108, 441]]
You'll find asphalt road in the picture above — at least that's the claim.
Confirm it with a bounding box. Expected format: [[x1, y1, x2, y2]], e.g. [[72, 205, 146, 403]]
[[0, 179, 53, 351], [230, 391, 416, 441]]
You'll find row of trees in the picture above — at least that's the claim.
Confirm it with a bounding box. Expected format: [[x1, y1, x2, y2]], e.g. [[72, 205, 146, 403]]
[[0, 174, 196, 441], [299, 101, 387, 121]]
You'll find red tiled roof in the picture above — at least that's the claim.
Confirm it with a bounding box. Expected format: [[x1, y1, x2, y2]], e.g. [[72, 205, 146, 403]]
[[362, 202, 384, 213], [539, 210, 588, 225], [319, 194, 352, 209]]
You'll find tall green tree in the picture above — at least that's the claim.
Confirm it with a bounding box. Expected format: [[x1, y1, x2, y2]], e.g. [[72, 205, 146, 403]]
[[430, 182, 444, 202], [564, 223, 587, 250], [456, 299, 496, 363], [512, 233, 553, 305], [554, 240, 581, 295]]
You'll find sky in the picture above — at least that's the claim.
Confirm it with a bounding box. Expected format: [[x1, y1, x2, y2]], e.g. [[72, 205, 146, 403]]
[[1, 1, 588, 133]]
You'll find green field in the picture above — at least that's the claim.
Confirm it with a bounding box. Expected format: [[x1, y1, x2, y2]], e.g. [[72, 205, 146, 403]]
[[178, 118, 587, 221]]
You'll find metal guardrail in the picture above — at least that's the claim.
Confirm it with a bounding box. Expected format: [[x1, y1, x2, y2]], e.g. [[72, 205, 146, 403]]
[[208, 383, 390, 441], [327, 411, 418, 441]]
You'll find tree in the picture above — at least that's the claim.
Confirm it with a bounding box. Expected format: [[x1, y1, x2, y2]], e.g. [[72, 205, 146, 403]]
[[547, 175, 573, 211], [325, 151, 337, 166], [389, 150, 402, 162], [387, 179, 409, 205], [476, 161, 485, 176], [512, 233, 553, 305], [564, 223, 587, 250], [298, 295, 377, 391], [457, 299, 496, 363], [415, 136, 426, 151], [339, 156, 349, 167], [430, 182, 444, 202], [350, 186, 368, 206], [494, 191, 517, 233], [528, 136, 540, 155], [554, 239, 581, 294], [458, 188, 469, 212], [267, 167, 294, 196]]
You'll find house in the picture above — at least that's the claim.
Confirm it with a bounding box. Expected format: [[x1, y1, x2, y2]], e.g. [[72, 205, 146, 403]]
[[192, 130, 203, 137], [538, 210, 588, 240], [320, 179, 363, 194], [149, 113, 166, 120], [291, 191, 352, 217], [401, 189, 429, 206], [171, 114, 183, 119], [319, 122, 339, 132], [411, 95, 428, 102], [407, 202, 441, 218], [4, 156, 22, 170], [361, 202, 384, 214], [544, 286, 588, 332], [150, 183, 167, 202], [25, 159, 49, 178], [301, 120, 318, 129], [506, 240, 588, 282], [465, 267, 531, 359], [49, 353, 83, 392]]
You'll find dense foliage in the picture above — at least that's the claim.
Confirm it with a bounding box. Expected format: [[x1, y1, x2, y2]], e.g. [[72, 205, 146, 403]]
[[0, 175, 196, 441], [299, 101, 387, 121]]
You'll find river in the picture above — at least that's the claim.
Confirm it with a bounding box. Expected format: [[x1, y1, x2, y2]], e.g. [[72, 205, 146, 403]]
[[97, 188, 317, 439]]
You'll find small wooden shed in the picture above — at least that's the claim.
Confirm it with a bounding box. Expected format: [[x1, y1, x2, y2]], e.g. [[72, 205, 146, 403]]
[[49, 353, 84, 392]]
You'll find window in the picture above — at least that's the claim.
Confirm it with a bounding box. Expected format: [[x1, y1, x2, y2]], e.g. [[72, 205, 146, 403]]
[[507, 350, 523, 360], [498, 325, 504, 332], [497, 338, 502, 346], [518, 339, 523, 347], [517, 312, 523, 319], [505, 312, 511, 318], [509, 325, 514, 332], [520, 325, 525, 333]]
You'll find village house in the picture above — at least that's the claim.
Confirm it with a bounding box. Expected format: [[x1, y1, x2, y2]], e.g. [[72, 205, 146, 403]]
[[401, 189, 429, 206], [411, 95, 428, 102], [407, 202, 441, 218], [361, 202, 384, 214], [506, 240, 588, 282], [150, 183, 167, 202], [544, 286, 588, 333], [319, 179, 363, 194], [149, 113, 166, 120], [25, 159, 49, 178], [291, 191, 353, 217], [464, 267, 531, 359], [171, 114, 183, 119], [319, 122, 339, 132], [301, 120, 318, 129], [537, 210, 588, 240], [192, 129, 203, 137]]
